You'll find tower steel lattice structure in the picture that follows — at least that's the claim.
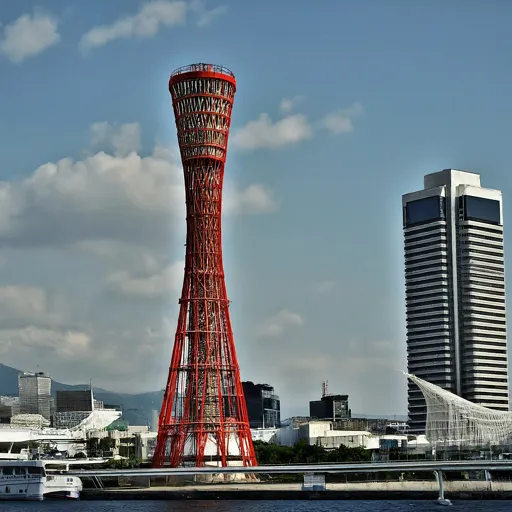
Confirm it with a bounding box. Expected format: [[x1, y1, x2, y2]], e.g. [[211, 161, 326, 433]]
[[152, 64, 257, 468]]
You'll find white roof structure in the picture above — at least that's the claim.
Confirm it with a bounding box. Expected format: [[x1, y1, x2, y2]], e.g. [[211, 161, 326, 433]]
[[407, 373, 512, 447]]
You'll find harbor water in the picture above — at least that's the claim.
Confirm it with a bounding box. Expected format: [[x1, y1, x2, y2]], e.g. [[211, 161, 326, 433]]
[[0, 501, 510, 511]]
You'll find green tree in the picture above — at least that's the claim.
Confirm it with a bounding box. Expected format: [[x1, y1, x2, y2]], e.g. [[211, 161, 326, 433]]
[[253, 440, 371, 465]]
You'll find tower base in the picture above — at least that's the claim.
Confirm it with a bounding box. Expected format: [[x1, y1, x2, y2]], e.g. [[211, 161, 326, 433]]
[[194, 461, 258, 483]]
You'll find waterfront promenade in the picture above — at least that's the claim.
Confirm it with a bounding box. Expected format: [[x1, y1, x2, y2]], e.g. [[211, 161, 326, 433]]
[[69, 459, 512, 477], [71, 460, 512, 501], [81, 481, 512, 501]]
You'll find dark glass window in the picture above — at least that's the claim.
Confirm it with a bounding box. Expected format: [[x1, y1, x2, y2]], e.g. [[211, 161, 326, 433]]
[[405, 196, 445, 227], [463, 195, 501, 225]]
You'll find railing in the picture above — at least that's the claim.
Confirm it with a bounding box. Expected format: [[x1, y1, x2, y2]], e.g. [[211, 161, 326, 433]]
[[69, 459, 512, 478], [171, 64, 235, 78]]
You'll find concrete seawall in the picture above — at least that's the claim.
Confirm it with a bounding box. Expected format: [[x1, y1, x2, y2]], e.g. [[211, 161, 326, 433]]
[[81, 481, 512, 501]]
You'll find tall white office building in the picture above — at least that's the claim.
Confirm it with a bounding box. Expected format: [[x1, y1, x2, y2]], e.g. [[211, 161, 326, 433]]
[[403, 169, 509, 432], [18, 372, 52, 420]]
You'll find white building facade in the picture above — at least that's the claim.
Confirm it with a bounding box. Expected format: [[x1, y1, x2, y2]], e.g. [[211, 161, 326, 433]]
[[403, 169, 509, 432], [18, 373, 52, 420]]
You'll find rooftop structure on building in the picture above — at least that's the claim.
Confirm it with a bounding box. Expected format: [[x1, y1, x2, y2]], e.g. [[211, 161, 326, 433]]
[[403, 169, 509, 433], [309, 382, 351, 421]]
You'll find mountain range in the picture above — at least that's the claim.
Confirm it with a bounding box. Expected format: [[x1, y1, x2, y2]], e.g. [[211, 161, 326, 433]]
[[0, 363, 164, 427]]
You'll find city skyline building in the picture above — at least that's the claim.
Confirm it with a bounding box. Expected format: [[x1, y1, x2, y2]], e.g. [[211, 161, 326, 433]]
[[242, 381, 281, 429], [403, 169, 509, 432], [153, 64, 256, 468], [56, 390, 93, 413], [18, 372, 52, 420], [309, 393, 351, 422]]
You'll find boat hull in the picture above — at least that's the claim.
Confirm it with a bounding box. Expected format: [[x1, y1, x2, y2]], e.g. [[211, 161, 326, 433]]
[[0, 460, 81, 501], [0, 479, 45, 501]]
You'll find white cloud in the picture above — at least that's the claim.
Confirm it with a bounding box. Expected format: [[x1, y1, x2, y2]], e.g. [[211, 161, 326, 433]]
[[0, 327, 90, 360], [80, 0, 187, 51], [90, 121, 141, 157], [0, 285, 64, 328], [279, 95, 303, 114], [0, 10, 60, 63], [224, 184, 277, 215], [321, 101, 364, 134], [0, 121, 278, 391], [0, 122, 276, 252], [0, 314, 176, 392], [232, 113, 313, 151], [106, 260, 184, 299], [233, 100, 364, 151], [314, 280, 336, 294], [0, 147, 183, 249], [259, 309, 303, 338], [190, 0, 228, 27], [0, 285, 45, 317]]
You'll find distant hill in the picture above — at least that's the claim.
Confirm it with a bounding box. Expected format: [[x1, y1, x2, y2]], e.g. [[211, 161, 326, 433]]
[[0, 363, 24, 396], [0, 363, 164, 427]]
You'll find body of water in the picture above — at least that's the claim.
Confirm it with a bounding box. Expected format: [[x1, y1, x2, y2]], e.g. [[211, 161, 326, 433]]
[[0, 501, 509, 511]]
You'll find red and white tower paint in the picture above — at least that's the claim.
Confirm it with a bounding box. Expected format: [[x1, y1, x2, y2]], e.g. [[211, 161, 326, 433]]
[[152, 64, 257, 468]]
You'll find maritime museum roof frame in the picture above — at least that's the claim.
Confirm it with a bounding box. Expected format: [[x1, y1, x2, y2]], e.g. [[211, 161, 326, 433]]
[[407, 373, 512, 447]]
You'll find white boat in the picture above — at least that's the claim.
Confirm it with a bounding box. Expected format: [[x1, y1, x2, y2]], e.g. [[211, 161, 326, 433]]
[[43, 469, 82, 500], [0, 460, 44, 500], [0, 460, 82, 501]]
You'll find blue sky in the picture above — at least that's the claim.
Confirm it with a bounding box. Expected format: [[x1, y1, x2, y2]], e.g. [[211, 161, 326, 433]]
[[0, 0, 511, 418]]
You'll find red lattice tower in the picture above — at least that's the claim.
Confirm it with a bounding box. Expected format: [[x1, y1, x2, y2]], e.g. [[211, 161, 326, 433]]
[[152, 64, 257, 468]]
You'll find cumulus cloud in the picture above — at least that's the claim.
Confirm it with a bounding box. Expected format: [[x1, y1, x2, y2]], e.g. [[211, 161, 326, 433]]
[[279, 95, 304, 114], [0, 285, 46, 317], [0, 285, 88, 364], [224, 184, 278, 215], [0, 285, 65, 329], [0, 327, 91, 360], [78, 320, 174, 391], [259, 309, 303, 338], [0, 149, 182, 250], [106, 260, 184, 299], [0, 311, 174, 392], [232, 99, 364, 151], [321, 101, 364, 134], [0, 10, 60, 63], [190, 0, 228, 27], [232, 113, 313, 151], [0, 120, 278, 391], [80, 0, 187, 51], [0, 122, 275, 252], [90, 121, 141, 157]]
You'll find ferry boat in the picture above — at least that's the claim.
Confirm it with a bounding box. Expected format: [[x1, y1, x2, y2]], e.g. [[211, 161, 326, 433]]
[[0, 460, 82, 501]]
